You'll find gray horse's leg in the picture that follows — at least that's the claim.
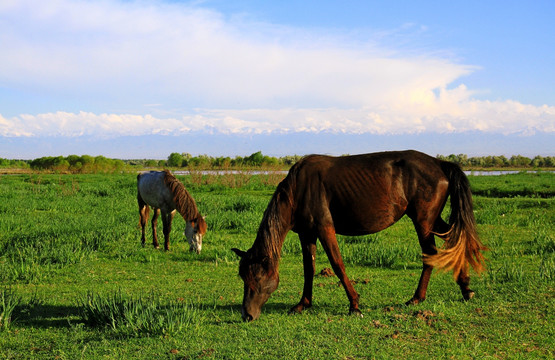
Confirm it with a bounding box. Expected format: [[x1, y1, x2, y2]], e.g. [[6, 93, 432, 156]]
[[138, 198, 150, 247], [151, 208, 160, 249], [161, 210, 175, 251]]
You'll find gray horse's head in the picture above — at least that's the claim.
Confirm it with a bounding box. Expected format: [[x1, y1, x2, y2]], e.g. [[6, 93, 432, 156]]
[[184, 216, 207, 254]]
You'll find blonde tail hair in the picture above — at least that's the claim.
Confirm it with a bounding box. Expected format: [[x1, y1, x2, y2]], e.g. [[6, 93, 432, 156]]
[[425, 162, 487, 278]]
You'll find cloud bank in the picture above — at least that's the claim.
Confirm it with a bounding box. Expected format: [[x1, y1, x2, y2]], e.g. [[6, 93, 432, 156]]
[[0, 0, 554, 139], [1, 100, 554, 139]]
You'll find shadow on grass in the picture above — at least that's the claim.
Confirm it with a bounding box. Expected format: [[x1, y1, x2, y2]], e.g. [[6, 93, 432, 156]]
[[208, 300, 406, 321], [13, 304, 83, 328], [11, 298, 421, 329], [201, 302, 298, 324]]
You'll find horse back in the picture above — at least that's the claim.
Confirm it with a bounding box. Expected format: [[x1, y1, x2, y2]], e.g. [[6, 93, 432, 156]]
[[290, 151, 448, 235], [137, 171, 176, 212]]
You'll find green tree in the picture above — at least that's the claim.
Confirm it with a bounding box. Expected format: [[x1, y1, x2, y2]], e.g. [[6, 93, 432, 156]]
[[167, 153, 184, 167], [262, 155, 279, 166], [509, 155, 531, 167], [246, 151, 264, 166], [188, 155, 211, 168]]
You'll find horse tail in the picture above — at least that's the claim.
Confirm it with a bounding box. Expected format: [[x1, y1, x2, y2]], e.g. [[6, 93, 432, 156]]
[[136, 173, 144, 204], [425, 161, 487, 279]]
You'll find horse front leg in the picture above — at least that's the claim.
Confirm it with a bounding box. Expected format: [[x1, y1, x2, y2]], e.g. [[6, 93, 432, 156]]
[[161, 211, 175, 251], [289, 232, 317, 315], [151, 208, 160, 249], [318, 225, 362, 317]]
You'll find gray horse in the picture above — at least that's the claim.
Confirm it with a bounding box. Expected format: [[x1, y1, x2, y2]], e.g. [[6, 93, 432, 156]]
[[137, 170, 207, 253]]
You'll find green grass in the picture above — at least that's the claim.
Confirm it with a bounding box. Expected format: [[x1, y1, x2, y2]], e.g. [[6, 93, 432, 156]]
[[0, 288, 21, 332], [0, 172, 554, 359], [469, 171, 554, 198], [78, 290, 207, 336]]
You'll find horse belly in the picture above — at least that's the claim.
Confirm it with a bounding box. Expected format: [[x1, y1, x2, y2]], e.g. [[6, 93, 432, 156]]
[[332, 208, 398, 236], [330, 194, 406, 236], [140, 190, 166, 210]]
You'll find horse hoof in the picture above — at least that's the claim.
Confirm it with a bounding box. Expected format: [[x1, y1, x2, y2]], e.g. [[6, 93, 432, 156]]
[[463, 291, 475, 301], [349, 309, 363, 318], [405, 297, 424, 306]]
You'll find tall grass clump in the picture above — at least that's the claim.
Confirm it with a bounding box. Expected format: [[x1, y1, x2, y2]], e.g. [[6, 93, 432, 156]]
[[179, 172, 283, 192], [0, 288, 21, 332], [79, 291, 206, 336], [487, 260, 527, 285], [0, 251, 47, 283], [539, 255, 555, 281], [526, 229, 555, 256], [201, 194, 268, 234]]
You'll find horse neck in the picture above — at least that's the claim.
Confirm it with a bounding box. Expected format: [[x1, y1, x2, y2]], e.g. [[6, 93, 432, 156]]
[[251, 184, 294, 266], [176, 200, 199, 221], [163, 171, 199, 221]]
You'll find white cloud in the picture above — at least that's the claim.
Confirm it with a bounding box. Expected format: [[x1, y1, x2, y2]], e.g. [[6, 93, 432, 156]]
[[0, 0, 553, 139], [0, 0, 471, 107], [2, 98, 554, 138]]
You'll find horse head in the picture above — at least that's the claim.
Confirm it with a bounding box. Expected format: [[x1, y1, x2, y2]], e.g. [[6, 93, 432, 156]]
[[232, 248, 279, 321], [185, 215, 207, 254]]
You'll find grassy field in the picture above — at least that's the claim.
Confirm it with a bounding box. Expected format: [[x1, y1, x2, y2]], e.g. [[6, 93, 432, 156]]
[[0, 171, 553, 359]]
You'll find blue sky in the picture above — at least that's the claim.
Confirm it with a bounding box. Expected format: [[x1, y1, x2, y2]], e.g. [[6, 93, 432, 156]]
[[1, 0, 554, 159]]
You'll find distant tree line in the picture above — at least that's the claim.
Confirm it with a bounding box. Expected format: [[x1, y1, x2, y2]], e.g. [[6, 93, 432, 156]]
[[161, 152, 555, 169], [436, 154, 555, 168], [163, 151, 302, 168], [1, 152, 554, 173], [26, 155, 125, 173], [0, 158, 29, 169]]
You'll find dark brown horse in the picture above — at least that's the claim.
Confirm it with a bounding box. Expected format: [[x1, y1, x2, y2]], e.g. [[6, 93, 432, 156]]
[[137, 170, 207, 252], [232, 150, 486, 321]]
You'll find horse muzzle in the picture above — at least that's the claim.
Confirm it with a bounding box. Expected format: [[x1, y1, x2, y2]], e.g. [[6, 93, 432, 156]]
[[241, 306, 259, 322]]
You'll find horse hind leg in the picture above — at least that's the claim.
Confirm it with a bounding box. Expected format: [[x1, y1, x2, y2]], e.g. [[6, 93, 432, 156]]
[[433, 217, 475, 301], [457, 267, 474, 300], [138, 195, 150, 247], [151, 208, 160, 249], [406, 218, 440, 305]]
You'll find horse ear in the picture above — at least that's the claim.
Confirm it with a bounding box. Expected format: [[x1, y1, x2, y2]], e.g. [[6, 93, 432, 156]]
[[231, 248, 247, 258]]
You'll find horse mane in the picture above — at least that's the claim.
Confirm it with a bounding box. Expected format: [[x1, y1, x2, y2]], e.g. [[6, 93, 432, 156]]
[[163, 170, 199, 221], [251, 163, 299, 264]]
